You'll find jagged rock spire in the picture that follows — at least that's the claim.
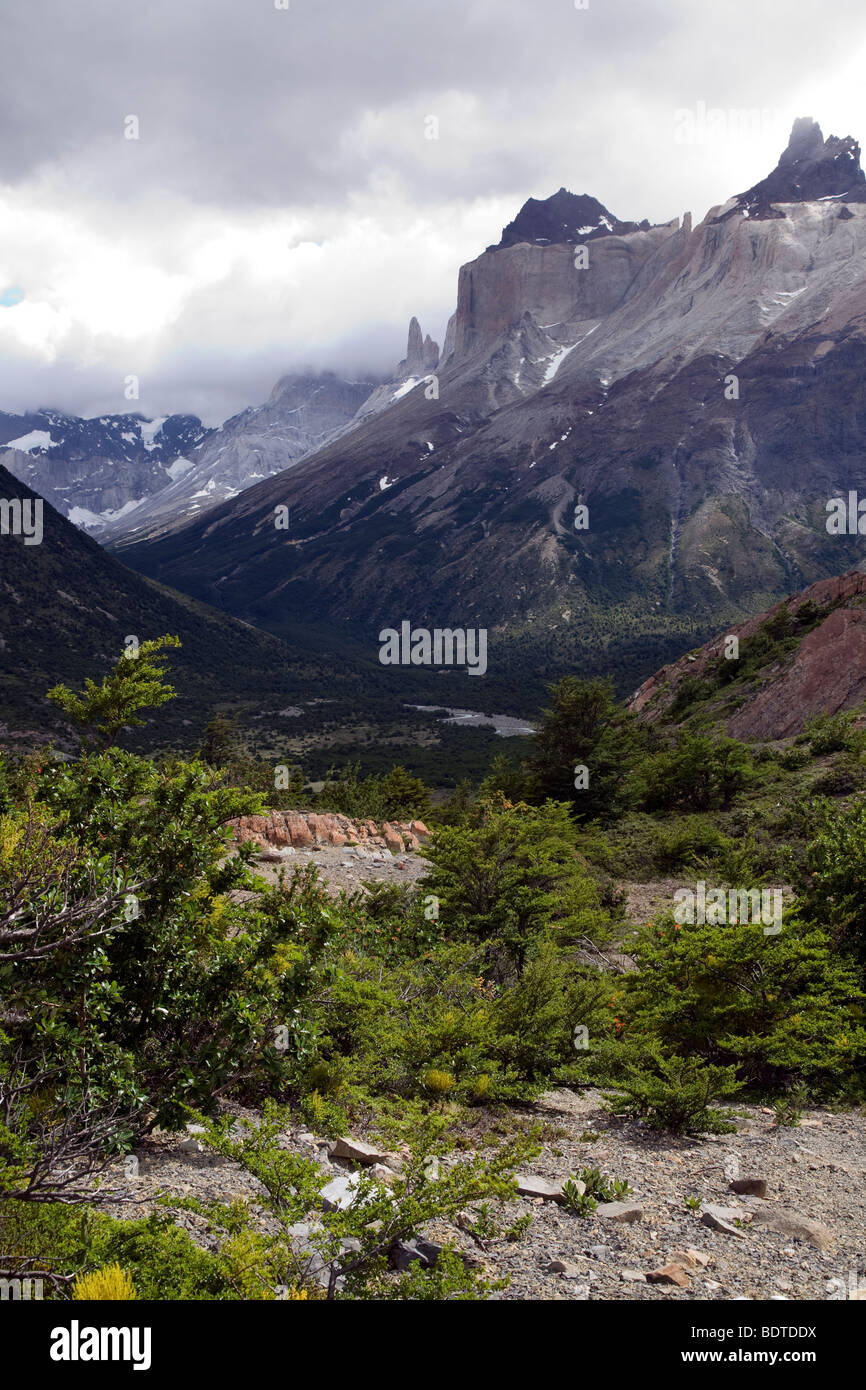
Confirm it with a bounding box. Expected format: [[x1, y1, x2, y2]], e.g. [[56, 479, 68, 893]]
[[399, 316, 439, 379], [724, 117, 866, 219]]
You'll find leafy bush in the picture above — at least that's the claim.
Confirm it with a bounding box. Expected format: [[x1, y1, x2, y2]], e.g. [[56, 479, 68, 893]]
[[621, 913, 866, 1094], [72, 1263, 137, 1300], [602, 1049, 741, 1134], [804, 711, 857, 757], [651, 816, 727, 870], [316, 763, 431, 822], [637, 735, 752, 814], [796, 799, 866, 976], [422, 796, 612, 963]]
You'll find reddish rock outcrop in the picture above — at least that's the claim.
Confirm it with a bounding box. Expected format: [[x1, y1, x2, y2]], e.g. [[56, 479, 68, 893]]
[[227, 811, 431, 853], [629, 567, 866, 739]]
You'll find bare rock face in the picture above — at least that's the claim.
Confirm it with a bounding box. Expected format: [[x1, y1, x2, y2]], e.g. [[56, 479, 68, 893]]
[[227, 811, 431, 853], [401, 317, 440, 378], [444, 225, 670, 369], [727, 602, 866, 740], [629, 568, 866, 739]]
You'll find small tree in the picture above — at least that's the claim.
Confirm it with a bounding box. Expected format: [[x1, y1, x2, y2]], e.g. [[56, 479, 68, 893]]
[[423, 797, 610, 965], [47, 636, 182, 749], [199, 712, 237, 767], [524, 677, 642, 820]]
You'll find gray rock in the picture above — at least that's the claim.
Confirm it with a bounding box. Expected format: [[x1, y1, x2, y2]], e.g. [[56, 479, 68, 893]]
[[700, 1206, 747, 1239], [332, 1136, 389, 1166], [389, 1237, 442, 1272], [320, 1174, 361, 1212], [588, 1244, 612, 1261], [750, 1209, 835, 1250], [621, 1269, 647, 1283], [595, 1201, 643, 1222], [516, 1174, 565, 1202]]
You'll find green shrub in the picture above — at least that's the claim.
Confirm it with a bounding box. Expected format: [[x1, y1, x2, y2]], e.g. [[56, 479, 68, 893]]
[[804, 711, 856, 757], [796, 799, 866, 977], [622, 913, 866, 1095], [422, 796, 612, 963], [651, 816, 727, 870], [602, 1050, 741, 1134]]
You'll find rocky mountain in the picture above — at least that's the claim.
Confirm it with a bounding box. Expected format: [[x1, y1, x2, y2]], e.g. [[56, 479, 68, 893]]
[[492, 186, 650, 250], [0, 408, 210, 530], [317, 322, 439, 438], [725, 116, 866, 220], [99, 371, 379, 545], [118, 119, 866, 696], [0, 464, 366, 751], [0, 371, 379, 544], [629, 566, 866, 739]]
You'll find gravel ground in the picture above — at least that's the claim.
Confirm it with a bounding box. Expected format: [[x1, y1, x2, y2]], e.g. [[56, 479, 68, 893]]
[[236, 843, 431, 898], [478, 1088, 865, 1301], [103, 1087, 864, 1302], [110, 852, 862, 1300]]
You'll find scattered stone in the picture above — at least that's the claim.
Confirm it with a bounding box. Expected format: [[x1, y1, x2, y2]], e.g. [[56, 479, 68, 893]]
[[596, 1201, 643, 1222], [516, 1174, 565, 1202], [750, 1209, 835, 1251], [621, 1269, 647, 1283], [588, 1244, 612, 1261], [730, 1177, 768, 1198], [647, 1263, 691, 1287], [332, 1136, 389, 1166], [700, 1204, 749, 1238], [546, 1258, 582, 1277], [670, 1248, 712, 1270], [389, 1237, 442, 1272], [371, 1163, 399, 1187], [320, 1174, 361, 1212]]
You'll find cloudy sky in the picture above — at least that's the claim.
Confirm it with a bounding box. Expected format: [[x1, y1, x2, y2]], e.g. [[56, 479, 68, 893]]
[[1, 0, 865, 423]]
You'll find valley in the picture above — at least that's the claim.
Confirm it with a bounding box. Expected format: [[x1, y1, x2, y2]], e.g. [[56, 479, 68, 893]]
[[2, 69, 864, 1326]]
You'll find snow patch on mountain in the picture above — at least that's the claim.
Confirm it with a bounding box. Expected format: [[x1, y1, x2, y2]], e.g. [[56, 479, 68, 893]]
[[5, 430, 55, 452]]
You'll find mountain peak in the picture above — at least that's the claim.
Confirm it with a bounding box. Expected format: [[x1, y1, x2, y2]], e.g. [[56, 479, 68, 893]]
[[399, 316, 439, 379], [491, 187, 649, 251], [725, 116, 866, 219]]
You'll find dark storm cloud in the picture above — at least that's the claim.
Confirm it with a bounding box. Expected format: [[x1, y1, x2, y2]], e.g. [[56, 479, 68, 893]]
[[1, 0, 679, 207], [1, 0, 865, 419]]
